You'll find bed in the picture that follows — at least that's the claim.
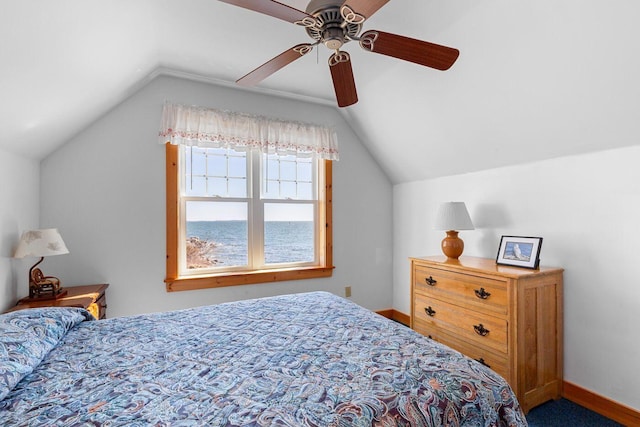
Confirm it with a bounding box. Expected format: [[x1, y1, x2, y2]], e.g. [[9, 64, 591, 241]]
[[0, 291, 527, 426]]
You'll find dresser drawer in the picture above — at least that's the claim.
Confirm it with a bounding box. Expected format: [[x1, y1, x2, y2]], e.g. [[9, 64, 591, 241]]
[[414, 293, 508, 354], [414, 266, 508, 316], [414, 320, 510, 381]]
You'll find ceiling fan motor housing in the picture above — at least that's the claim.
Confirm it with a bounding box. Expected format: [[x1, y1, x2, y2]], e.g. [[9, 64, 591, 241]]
[[305, 0, 361, 49]]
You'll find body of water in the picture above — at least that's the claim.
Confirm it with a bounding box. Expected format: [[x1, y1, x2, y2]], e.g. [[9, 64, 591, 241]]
[[187, 220, 314, 266]]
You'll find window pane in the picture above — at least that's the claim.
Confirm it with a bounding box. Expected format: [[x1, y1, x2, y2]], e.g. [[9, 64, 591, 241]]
[[280, 160, 296, 181], [228, 178, 246, 198], [297, 161, 312, 181], [267, 159, 279, 180], [298, 182, 312, 199], [281, 181, 296, 199], [264, 203, 314, 264], [186, 176, 207, 196], [228, 156, 246, 178], [209, 178, 228, 197], [190, 148, 207, 175], [185, 201, 248, 268], [263, 180, 279, 199], [208, 155, 226, 176]]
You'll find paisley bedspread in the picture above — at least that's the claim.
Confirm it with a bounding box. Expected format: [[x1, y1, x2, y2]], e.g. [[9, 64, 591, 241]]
[[0, 291, 527, 426]]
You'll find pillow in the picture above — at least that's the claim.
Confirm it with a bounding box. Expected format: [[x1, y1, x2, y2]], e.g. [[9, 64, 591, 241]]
[[0, 307, 92, 400]]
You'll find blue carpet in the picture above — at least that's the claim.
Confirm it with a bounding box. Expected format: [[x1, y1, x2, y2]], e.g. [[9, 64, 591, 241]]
[[526, 399, 623, 426]]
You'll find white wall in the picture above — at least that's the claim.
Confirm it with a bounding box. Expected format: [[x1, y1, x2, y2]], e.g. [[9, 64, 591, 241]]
[[39, 75, 393, 317], [0, 148, 39, 311], [393, 145, 640, 410]]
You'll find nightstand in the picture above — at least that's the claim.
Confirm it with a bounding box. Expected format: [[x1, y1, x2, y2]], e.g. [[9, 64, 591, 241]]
[[8, 284, 109, 319]]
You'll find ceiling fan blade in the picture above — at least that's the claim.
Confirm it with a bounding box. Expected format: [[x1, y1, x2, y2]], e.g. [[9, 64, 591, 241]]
[[359, 30, 459, 71], [218, 0, 314, 25], [329, 51, 358, 108], [340, 0, 390, 23], [237, 44, 314, 87]]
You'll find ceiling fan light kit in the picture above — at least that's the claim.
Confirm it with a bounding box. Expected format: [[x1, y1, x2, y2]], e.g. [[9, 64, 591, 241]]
[[220, 0, 459, 107]]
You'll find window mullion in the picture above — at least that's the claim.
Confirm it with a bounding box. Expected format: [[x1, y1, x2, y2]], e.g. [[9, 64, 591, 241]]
[[249, 150, 264, 269]]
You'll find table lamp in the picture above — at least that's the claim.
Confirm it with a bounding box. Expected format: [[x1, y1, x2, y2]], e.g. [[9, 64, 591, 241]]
[[14, 228, 69, 299], [433, 202, 474, 260]]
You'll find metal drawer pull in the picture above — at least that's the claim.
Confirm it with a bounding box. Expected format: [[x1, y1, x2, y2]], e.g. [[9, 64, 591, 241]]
[[476, 357, 491, 368], [473, 323, 490, 336], [425, 276, 437, 286], [474, 287, 491, 299], [424, 306, 436, 317]]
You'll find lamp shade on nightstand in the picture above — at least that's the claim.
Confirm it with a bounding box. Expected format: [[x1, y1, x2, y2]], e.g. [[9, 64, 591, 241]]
[[433, 202, 474, 260], [14, 228, 69, 299], [14, 229, 69, 258]]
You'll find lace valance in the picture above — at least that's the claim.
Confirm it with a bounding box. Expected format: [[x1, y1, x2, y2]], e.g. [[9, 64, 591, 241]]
[[158, 102, 339, 160]]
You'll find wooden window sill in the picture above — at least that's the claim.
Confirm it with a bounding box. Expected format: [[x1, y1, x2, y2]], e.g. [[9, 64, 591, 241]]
[[166, 266, 334, 292]]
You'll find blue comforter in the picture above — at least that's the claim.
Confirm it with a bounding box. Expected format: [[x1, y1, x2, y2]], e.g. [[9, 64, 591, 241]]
[[0, 291, 527, 426]]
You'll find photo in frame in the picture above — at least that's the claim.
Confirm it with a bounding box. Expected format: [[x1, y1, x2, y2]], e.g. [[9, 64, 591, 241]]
[[496, 236, 543, 269]]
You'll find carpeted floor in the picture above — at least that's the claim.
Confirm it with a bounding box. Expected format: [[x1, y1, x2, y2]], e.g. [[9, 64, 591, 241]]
[[526, 399, 623, 426]]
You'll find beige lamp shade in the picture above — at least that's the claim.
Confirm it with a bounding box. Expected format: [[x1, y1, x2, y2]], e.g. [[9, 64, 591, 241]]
[[14, 228, 69, 258], [433, 202, 474, 231], [433, 202, 474, 260]]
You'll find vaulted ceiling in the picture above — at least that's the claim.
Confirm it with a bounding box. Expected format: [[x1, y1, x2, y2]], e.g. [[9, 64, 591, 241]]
[[2, 1, 639, 183]]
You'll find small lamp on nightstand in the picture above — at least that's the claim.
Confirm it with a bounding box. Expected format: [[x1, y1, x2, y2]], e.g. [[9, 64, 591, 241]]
[[14, 228, 70, 299], [433, 202, 474, 260]]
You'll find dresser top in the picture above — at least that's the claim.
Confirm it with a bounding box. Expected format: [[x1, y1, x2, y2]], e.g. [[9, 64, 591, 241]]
[[410, 255, 563, 278]]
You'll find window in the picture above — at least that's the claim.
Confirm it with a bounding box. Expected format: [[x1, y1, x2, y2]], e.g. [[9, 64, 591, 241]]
[[165, 144, 333, 292]]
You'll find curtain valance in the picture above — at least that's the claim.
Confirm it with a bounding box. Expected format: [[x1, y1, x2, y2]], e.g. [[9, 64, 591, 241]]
[[158, 102, 339, 160]]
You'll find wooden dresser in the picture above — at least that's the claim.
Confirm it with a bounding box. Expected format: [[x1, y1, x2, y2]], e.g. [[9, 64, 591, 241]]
[[410, 256, 563, 413], [8, 284, 109, 320]]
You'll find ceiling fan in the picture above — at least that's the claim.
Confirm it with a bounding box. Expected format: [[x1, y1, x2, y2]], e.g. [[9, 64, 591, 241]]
[[219, 0, 459, 107]]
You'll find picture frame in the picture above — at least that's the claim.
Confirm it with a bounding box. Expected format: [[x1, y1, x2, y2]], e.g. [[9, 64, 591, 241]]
[[496, 235, 543, 269]]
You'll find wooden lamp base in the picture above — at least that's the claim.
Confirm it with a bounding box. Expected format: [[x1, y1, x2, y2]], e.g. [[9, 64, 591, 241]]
[[441, 230, 464, 260]]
